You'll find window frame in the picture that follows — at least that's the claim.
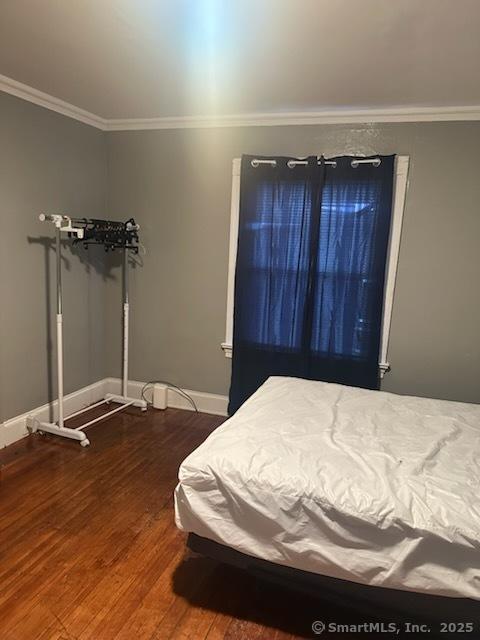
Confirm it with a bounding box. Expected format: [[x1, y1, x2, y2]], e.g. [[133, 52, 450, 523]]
[[221, 155, 410, 378]]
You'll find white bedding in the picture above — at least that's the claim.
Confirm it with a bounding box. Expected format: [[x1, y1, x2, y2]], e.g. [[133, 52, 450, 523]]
[[175, 376, 480, 600]]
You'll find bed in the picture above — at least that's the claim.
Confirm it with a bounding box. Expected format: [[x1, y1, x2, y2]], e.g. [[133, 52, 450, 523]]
[[175, 376, 480, 610]]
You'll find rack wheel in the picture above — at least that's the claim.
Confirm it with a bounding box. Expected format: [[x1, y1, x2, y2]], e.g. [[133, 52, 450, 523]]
[[80, 439, 90, 447]]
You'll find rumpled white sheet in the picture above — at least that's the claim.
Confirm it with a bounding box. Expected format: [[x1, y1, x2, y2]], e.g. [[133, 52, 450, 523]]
[[175, 376, 480, 600]]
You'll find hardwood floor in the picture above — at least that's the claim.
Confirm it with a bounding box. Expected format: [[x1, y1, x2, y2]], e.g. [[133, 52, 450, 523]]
[[0, 406, 357, 639]]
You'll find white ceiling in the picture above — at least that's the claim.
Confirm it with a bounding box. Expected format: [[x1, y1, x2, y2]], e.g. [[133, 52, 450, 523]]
[[1, 0, 480, 121]]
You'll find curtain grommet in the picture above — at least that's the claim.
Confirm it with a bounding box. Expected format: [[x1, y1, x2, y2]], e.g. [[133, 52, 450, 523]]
[[251, 159, 277, 168], [351, 158, 381, 168]]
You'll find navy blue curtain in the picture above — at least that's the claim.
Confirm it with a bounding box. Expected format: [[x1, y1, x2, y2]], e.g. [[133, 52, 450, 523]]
[[228, 154, 395, 414]]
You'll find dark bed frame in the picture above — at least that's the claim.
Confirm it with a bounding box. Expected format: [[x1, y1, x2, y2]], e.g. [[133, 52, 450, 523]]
[[187, 533, 479, 633]]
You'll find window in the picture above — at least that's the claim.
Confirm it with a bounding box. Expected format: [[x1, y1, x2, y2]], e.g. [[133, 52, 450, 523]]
[[222, 156, 409, 378]]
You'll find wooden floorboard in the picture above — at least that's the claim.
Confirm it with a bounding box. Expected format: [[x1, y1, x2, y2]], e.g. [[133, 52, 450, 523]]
[[0, 406, 361, 639]]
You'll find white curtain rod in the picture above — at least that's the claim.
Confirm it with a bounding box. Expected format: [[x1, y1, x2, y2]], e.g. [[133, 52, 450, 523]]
[[250, 157, 381, 168]]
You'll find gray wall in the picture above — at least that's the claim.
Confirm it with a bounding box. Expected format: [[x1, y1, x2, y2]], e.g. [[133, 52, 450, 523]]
[[106, 122, 480, 404], [2, 95, 478, 423], [0, 93, 108, 421]]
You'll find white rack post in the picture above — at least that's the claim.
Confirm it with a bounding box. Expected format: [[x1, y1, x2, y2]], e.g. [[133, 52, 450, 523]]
[[30, 214, 146, 447], [104, 248, 146, 409]]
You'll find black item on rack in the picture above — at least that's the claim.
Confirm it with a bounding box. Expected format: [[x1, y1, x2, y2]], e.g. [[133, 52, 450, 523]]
[[69, 217, 140, 252]]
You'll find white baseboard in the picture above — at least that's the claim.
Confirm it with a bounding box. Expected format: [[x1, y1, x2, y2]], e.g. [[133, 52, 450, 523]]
[[104, 378, 228, 417], [0, 378, 228, 450], [0, 379, 108, 449], [164, 387, 228, 416]]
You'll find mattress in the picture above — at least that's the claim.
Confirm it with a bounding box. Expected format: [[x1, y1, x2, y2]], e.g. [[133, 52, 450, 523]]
[[175, 376, 480, 600]]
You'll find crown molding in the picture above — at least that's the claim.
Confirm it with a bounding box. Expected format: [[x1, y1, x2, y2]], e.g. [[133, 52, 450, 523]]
[[105, 106, 480, 130], [2, 73, 480, 131], [0, 73, 107, 130]]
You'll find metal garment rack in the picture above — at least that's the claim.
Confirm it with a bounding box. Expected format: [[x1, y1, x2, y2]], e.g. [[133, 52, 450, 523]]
[[31, 214, 146, 447]]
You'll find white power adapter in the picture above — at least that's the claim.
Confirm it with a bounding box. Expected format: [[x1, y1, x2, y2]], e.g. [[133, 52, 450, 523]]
[[152, 383, 168, 410]]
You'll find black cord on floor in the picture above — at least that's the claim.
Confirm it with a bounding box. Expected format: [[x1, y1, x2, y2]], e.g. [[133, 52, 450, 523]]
[[141, 380, 198, 412]]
